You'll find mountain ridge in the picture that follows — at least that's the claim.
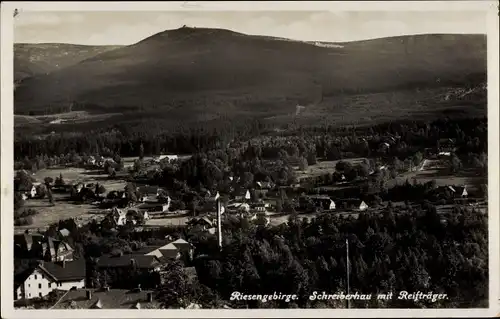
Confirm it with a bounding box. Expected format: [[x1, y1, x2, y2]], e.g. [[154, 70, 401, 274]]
[[14, 28, 486, 126]]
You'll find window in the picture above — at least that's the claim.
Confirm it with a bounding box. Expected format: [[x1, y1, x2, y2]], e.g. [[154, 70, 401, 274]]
[[28, 284, 30, 287], [38, 283, 41, 289], [34, 275, 37, 280], [48, 283, 51, 288], [29, 293, 31, 298], [39, 292, 42, 297]]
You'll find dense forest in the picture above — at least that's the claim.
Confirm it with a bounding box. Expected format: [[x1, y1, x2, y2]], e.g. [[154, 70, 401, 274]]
[[14, 117, 486, 168], [23, 197, 488, 309]]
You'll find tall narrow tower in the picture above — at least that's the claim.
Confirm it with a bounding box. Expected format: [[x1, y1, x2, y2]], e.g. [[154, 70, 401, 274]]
[[215, 192, 222, 250]]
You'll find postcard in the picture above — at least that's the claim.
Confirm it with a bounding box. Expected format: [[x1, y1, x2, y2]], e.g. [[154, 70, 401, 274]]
[[1, 1, 499, 318]]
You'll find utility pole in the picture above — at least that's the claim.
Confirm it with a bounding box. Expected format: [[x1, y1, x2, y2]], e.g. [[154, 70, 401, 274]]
[[346, 238, 350, 309]]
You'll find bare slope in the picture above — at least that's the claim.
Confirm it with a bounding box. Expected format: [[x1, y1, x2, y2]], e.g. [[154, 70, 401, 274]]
[[14, 43, 122, 82], [14, 28, 486, 120]]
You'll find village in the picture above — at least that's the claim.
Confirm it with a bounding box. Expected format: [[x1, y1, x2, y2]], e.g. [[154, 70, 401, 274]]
[[12, 129, 488, 309]]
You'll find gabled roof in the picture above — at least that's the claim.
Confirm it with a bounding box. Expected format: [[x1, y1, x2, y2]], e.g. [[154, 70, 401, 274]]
[[137, 185, 160, 194], [188, 217, 213, 227], [37, 260, 86, 282], [358, 200, 368, 207], [256, 181, 274, 189], [171, 238, 189, 246], [52, 289, 161, 309], [158, 248, 180, 259], [131, 245, 162, 255], [97, 255, 160, 269], [455, 186, 468, 194], [59, 228, 70, 237], [14, 267, 36, 289]]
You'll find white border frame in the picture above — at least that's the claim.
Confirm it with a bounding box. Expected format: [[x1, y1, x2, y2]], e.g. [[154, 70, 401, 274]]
[[1, 1, 499, 318]]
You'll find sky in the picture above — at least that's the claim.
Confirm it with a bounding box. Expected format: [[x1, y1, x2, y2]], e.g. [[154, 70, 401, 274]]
[[14, 11, 487, 45]]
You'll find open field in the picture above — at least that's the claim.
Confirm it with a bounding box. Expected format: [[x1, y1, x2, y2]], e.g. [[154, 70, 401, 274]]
[[15, 43, 122, 82], [15, 194, 106, 234], [387, 164, 485, 191], [295, 158, 366, 181], [14, 111, 122, 127], [15, 166, 128, 233], [31, 167, 126, 192]]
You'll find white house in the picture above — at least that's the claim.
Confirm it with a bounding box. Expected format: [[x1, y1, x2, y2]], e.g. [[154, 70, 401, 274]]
[[14, 260, 86, 300], [87, 156, 96, 166], [74, 183, 85, 194], [111, 207, 127, 226], [458, 186, 468, 198], [308, 195, 336, 211], [358, 201, 369, 211], [29, 185, 37, 198], [448, 185, 468, 198]]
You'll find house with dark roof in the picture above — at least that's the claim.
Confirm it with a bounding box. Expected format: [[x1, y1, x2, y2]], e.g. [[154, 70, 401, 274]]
[[300, 195, 336, 211], [136, 202, 169, 214], [234, 189, 252, 201], [145, 243, 180, 260], [137, 185, 164, 197], [452, 186, 468, 198], [97, 255, 162, 272], [437, 138, 456, 152], [14, 260, 86, 300], [255, 181, 275, 197], [42, 237, 74, 262], [187, 217, 214, 230], [170, 238, 192, 253], [256, 181, 275, 190], [51, 288, 161, 309], [143, 238, 194, 261], [339, 199, 369, 211]]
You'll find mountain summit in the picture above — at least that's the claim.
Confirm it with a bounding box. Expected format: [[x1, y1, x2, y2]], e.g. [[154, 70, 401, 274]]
[[14, 29, 486, 122]]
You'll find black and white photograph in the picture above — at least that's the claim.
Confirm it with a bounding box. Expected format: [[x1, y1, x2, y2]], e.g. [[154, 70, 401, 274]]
[[1, 1, 499, 317]]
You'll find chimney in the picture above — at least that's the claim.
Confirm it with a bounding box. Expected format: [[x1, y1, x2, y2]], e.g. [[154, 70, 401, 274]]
[[130, 258, 136, 268], [137, 284, 142, 292], [147, 292, 153, 303], [62, 260, 66, 268], [86, 290, 92, 300], [104, 286, 110, 291]]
